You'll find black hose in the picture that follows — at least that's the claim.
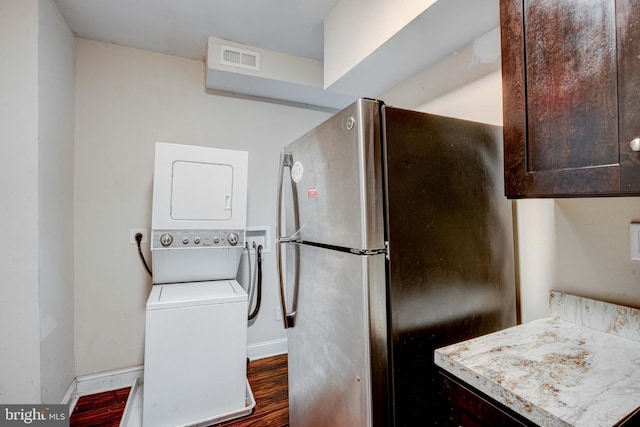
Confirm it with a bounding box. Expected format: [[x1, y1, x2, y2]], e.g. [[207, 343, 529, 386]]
[[248, 244, 263, 320], [245, 242, 252, 314], [136, 233, 153, 278]]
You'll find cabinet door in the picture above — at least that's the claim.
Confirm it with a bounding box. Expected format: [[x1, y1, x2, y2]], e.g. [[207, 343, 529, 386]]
[[618, 0, 640, 192], [440, 373, 532, 427], [501, 0, 640, 197]]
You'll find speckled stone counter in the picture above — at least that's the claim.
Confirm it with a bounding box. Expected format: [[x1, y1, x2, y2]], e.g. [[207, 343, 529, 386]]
[[435, 291, 640, 427]]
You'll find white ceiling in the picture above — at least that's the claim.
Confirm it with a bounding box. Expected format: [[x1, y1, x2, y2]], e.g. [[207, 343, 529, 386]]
[[53, 0, 499, 109], [54, 0, 339, 62]]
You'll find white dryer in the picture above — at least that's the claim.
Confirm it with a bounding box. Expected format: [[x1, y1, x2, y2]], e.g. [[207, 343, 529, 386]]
[[143, 142, 252, 427], [150, 142, 248, 284]]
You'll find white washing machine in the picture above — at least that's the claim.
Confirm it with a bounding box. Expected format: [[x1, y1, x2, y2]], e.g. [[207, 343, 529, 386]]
[[143, 280, 249, 427], [143, 142, 252, 427]]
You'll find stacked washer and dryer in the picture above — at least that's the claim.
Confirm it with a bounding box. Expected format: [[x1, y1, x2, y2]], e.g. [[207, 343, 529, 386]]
[[143, 142, 254, 427]]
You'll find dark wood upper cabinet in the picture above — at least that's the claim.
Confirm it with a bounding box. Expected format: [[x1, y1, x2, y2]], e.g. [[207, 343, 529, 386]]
[[500, 0, 640, 198]]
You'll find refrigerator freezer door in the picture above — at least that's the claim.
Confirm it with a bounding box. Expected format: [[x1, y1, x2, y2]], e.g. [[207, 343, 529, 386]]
[[284, 242, 388, 427], [281, 99, 385, 251]]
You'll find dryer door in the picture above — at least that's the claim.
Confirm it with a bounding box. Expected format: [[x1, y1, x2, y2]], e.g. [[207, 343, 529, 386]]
[[152, 142, 248, 231], [171, 161, 233, 221]]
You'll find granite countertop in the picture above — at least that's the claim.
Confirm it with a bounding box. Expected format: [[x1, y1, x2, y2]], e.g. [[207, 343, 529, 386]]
[[435, 291, 640, 427]]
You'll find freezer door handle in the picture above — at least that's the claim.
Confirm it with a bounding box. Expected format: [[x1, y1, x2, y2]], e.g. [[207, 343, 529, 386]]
[[276, 152, 299, 328]]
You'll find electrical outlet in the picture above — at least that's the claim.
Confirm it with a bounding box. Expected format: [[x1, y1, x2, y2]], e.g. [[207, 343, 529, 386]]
[[130, 228, 148, 244], [631, 223, 640, 261]]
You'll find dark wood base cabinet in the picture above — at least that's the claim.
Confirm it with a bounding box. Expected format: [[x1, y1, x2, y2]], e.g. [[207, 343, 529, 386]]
[[440, 372, 640, 427], [439, 373, 533, 427]]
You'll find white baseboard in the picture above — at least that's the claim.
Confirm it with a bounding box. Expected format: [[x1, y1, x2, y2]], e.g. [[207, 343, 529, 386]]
[[63, 365, 143, 404], [62, 365, 142, 413], [76, 365, 144, 396], [247, 337, 288, 361], [62, 378, 78, 413]]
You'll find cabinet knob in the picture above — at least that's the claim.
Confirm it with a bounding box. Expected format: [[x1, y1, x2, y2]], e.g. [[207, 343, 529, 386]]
[[631, 138, 640, 152]]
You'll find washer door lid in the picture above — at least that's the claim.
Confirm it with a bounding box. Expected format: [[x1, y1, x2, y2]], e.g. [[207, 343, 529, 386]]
[[146, 280, 247, 310]]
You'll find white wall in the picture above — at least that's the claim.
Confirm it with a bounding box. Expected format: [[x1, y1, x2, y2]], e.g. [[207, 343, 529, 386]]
[[516, 199, 556, 322], [73, 38, 331, 375], [38, 0, 75, 403], [512, 197, 640, 323], [380, 27, 502, 113], [324, 0, 434, 87], [0, 0, 74, 404], [415, 71, 503, 125], [554, 198, 640, 308], [0, 0, 42, 404]]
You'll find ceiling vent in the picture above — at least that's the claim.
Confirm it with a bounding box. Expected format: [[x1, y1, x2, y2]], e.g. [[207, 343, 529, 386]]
[[221, 45, 260, 71]]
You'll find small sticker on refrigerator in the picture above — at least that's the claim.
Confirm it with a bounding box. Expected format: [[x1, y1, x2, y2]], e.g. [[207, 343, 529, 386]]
[[307, 187, 318, 199]]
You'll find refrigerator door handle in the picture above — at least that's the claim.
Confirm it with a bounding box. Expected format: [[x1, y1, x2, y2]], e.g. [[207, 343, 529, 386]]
[[276, 240, 297, 329], [276, 152, 298, 328]]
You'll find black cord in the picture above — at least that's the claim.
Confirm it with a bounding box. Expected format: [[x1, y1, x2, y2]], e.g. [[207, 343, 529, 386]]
[[136, 233, 153, 278], [248, 244, 263, 320]]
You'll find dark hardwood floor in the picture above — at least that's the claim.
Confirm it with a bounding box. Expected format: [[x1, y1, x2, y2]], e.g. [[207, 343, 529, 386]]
[[218, 354, 288, 427], [70, 354, 289, 427], [70, 387, 130, 427]]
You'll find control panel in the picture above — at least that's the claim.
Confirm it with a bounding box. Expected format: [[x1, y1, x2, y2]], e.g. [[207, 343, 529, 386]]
[[152, 229, 245, 249]]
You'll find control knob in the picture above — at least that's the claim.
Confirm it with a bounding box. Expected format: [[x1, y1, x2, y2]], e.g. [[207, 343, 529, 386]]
[[228, 232, 239, 246], [182, 237, 189, 245], [160, 233, 173, 247]]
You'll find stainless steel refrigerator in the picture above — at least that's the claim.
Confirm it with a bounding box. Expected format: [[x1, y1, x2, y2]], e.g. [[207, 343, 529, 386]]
[[276, 98, 516, 426]]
